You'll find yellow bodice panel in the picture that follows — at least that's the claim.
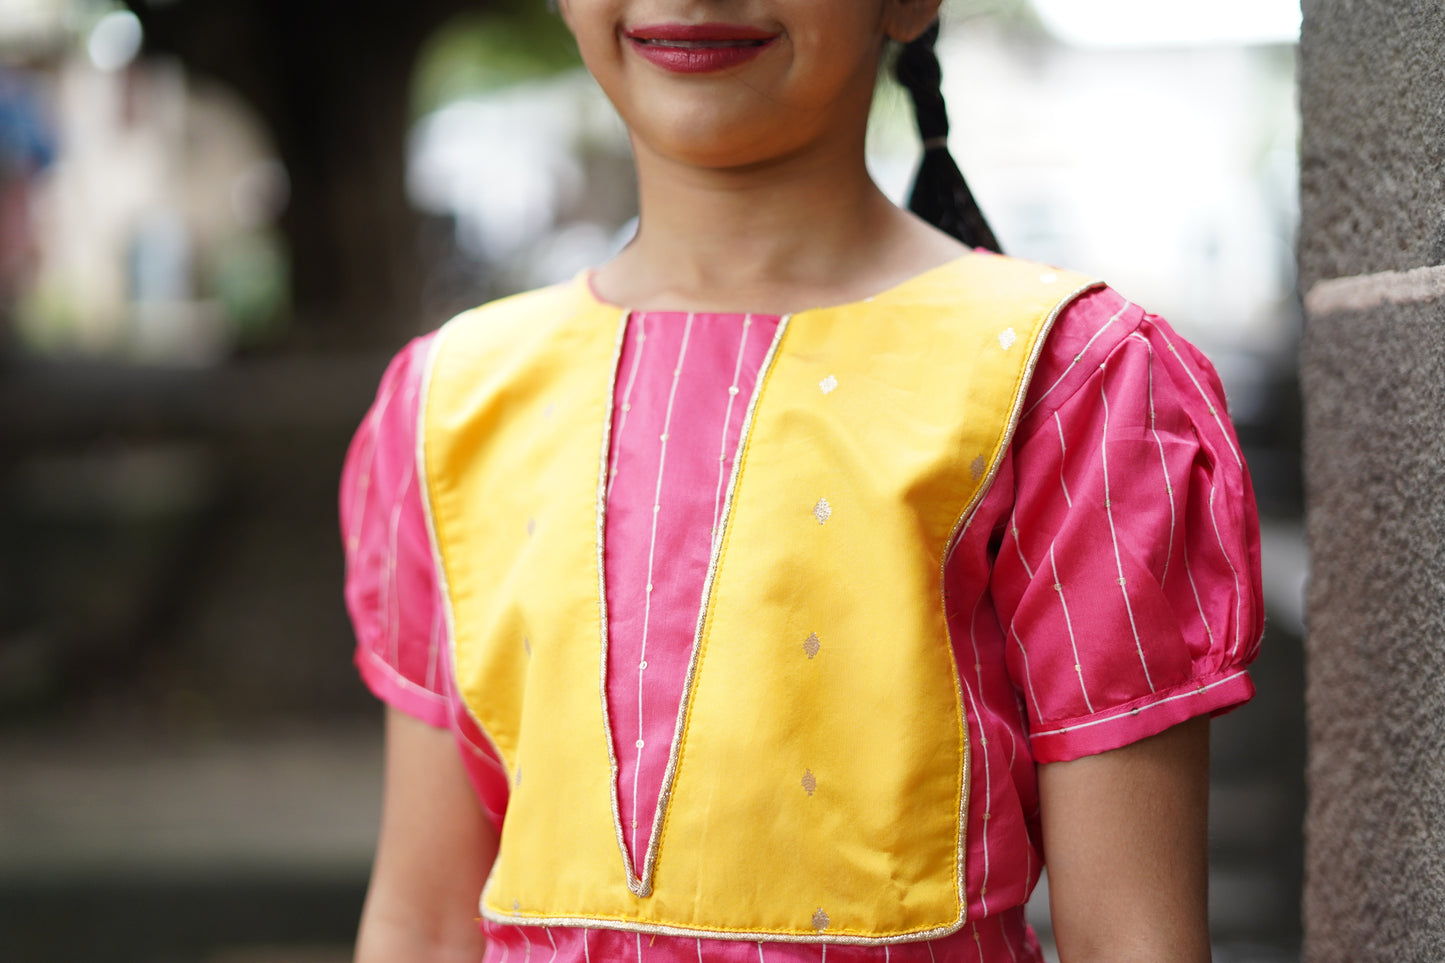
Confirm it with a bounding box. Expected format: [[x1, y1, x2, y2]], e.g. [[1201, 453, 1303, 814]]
[[420, 254, 1097, 944]]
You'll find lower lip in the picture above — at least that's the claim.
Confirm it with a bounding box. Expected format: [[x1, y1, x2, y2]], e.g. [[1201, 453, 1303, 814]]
[[627, 38, 773, 74]]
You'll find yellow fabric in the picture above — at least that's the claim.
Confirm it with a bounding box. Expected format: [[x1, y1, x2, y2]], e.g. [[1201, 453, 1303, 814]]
[[420, 254, 1097, 943]]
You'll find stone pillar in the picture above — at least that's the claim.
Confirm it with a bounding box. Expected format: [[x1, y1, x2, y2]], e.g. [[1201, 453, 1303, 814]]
[[1298, 2, 1445, 960]]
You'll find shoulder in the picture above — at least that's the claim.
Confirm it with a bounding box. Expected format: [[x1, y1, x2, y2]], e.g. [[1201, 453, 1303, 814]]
[[1015, 285, 1230, 438], [437, 276, 600, 348]]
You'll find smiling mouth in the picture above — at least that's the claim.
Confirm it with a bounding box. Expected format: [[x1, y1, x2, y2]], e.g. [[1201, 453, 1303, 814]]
[[629, 38, 771, 48], [624, 23, 778, 73]]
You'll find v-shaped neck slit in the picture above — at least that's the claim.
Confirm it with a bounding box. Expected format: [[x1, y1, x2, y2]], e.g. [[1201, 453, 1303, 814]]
[[595, 309, 789, 895]]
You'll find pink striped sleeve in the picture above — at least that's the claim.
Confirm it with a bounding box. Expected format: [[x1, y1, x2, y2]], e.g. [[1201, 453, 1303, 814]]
[[340, 334, 453, 728], [992, 290, 1263, 763]]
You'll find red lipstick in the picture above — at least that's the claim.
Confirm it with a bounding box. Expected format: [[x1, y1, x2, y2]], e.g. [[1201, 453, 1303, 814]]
[[625, 22, 778, 74]]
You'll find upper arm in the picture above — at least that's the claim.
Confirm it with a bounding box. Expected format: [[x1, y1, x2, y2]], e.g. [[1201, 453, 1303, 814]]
[[1039, 716, 1211, 963], [356, 708, 499, 963]]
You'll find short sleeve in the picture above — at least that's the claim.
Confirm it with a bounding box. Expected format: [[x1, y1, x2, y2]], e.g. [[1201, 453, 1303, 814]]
[[991, 290, 1264, 763], [340, 334, 453, 728]]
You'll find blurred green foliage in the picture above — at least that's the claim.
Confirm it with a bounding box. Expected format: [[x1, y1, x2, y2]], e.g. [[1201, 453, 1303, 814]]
[[412, 3, 582, 119]]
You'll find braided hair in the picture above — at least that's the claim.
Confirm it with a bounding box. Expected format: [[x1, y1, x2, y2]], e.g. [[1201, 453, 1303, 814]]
[[894, 20, 1002, 253]]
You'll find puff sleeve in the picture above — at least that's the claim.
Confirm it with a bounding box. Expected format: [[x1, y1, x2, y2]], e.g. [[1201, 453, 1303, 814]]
[[339, 334, 453, 728], [991, 294, 1264, 763]]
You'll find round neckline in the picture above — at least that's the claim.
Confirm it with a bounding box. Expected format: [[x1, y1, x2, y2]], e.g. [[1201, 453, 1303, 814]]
[[579, 251, 980, 318]]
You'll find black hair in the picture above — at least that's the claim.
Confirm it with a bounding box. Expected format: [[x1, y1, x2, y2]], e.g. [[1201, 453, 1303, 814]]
[[894, 20, 1002, 253]]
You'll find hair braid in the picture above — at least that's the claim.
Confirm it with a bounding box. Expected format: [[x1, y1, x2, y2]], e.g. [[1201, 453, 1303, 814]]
[[894, 20, 1002, 253]]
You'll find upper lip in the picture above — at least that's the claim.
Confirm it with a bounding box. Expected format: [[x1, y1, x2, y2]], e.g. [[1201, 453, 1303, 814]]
[[624, 22, 778, 43]]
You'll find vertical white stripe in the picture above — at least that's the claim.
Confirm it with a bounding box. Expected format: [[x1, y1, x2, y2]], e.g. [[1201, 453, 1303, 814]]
[[821, 944, 828, 962], [608, 313, 650, 498], [758, 942, 766, 962], [1011, 624, 1042, 715], [1130, 333, 1176, 587], [1049, 544, 1094, 713], [636, 932, 643, 963], [384, 460, 415, 667], [583, 929, 591, 963], [545, 927, 558, 963], [712, 315, 753, 549], [1100, 373, 1155, 692], [697, 939, 704, 962], [425, 597, 443, 692], [1052, 411, 1073, 508], [1208, 486, 1245, 660], [1023, 298, 1133, 419], [973, 922, 985, 963], [1001, 914, 1018, 963], [927, 939, 938, 962], [962, 681, 993, 917], [344, 370, 402, 558], [1155, 326, 1243, 467], [521, 928, 532, 963], [1183, 549, 1216, 648], [965, 596, 993, 916], [1010, 525, 1034, 579], [631, 313, 695, 848]]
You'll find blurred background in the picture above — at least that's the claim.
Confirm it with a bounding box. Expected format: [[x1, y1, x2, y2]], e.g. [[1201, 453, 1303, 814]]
[[0, 0, 1304, 959]]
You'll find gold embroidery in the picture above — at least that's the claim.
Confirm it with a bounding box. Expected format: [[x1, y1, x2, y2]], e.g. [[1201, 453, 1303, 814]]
[[969, 456, 986, 481], [802, 770, 818, 796], [819, 375, 839, 395], [812, 498, 832, 525], [803, 633, 822, 659], [998, 328, 1018, 351], [812, 909, 831, 931]]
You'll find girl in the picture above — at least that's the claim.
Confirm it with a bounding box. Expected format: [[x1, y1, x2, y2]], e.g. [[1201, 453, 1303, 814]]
[[341, 1, 1263, 960]]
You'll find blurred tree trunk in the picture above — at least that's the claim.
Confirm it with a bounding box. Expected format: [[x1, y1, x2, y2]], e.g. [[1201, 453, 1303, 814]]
[[131, 0, 487, 347]]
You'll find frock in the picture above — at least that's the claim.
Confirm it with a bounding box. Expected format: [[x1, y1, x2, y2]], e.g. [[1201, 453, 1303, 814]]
[[340, 268, 1263, 962]]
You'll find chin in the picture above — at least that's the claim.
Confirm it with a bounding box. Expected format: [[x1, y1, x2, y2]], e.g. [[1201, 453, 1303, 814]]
[[631, 112, 803, 171]]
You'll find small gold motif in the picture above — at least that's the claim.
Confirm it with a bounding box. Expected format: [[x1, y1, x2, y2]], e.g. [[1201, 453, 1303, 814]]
[[524, 637, 531, 656], [970, 455, 986, 481], [802, 769, 817, 796], [819, 375, 839, 395], [526, 518, 536, 536], [998, 327, 1018, 351], [812, 498, 832, 525], [803, 633, 822, 659], [811, 909, 830, 931]]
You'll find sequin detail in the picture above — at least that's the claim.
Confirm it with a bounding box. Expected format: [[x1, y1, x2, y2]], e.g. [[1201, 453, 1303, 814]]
[[998, 327, 1018, 351], [803, 633, 822, 659], [801, 770, 818, 796], [812, 498, 832, 525], [970, 456, 986, 481], [811, 909, 830, 931], [819, 375, 838, 395]]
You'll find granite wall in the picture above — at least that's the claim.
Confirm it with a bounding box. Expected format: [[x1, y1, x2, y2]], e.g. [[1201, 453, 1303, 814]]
[[1299, 2, 1445, 959]]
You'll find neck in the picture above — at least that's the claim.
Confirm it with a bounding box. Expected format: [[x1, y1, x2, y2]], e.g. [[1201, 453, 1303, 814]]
[[596, 130, 963, 314]]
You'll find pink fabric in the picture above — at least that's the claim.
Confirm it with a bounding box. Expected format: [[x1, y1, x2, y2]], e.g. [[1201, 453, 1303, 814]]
[[602, 311, 782, 870], [340, 282, 1263, 963]]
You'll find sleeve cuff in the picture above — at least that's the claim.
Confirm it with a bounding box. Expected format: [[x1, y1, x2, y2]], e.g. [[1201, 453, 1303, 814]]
[[355, 646, 452, 730], [1029, 667, 1254, 763]]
